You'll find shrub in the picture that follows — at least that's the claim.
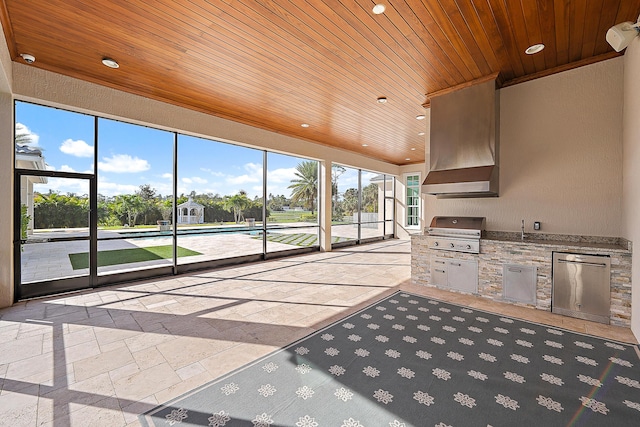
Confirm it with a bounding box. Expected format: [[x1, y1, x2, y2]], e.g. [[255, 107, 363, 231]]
[[20, 204, 30, 240], [301, 213, 317, 222]]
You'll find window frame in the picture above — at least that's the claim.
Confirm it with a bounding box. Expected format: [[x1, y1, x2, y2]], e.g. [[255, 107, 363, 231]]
[[404, 173, 421, 229]]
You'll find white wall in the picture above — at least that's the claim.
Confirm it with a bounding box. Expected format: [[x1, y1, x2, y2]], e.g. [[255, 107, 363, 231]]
[[0, 20, 13, 308], [0, 92, 12, 308], [621, 36, 640, 339], [0, 21, 11, 93], [425, 58, 624, 237]]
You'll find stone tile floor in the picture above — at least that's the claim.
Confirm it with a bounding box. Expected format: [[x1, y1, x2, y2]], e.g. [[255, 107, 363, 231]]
[[0, 239, 636, 426]]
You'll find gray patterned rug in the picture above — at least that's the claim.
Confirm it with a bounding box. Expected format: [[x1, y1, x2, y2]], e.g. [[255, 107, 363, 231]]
[[140, 292, 640, 427]]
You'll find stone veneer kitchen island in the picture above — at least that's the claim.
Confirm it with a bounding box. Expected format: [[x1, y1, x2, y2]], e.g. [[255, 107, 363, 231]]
[[411, 232, 632, 327]]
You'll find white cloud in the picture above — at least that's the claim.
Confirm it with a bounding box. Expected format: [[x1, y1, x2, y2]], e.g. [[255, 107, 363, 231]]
[[148, 181, 173, 197], [226, 174, 260, 185], [191, 176, 208, 184], [98, 154, 150, 173], [45, 164, 93, 174], [251, 185, 263, 195], [244, 162, 262, 173], [182, 177, 193, 184], [100, 176, 173, 198], [161, 173, 172, 179], [362, 171, 379, 183], [60, 139, 94, 157], [15, 123, 40, 146], [33, 177, 90, 196], [200, 167, 225, 177], [177, 184, 221, 196], [59, 165, 77, 173], [97, 181, 139, 197], [224, 162, 263, 186], [267, 167, 297, 183]]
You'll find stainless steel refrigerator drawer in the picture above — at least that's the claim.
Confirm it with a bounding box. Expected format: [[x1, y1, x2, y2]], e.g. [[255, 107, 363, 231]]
[[552, 252, 611, 324]]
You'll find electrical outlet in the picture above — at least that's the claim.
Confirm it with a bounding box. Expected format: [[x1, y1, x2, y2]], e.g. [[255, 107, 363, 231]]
[[534, 221, 541, 231]]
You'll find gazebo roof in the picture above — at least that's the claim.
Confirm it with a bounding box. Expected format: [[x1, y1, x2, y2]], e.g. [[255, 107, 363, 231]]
[[177, 197, 203, 208]]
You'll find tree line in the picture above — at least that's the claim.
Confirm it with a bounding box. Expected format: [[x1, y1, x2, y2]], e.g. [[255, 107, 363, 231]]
[[32, 186, 266, 229], [31, 161, 379, 229]]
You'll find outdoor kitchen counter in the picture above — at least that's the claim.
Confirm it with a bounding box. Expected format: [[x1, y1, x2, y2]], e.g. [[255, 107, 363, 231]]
[[482, 231, 632, 253], [411, 232, 632, 327]]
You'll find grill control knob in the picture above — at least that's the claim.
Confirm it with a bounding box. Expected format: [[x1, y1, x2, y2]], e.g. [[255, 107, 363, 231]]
[[466, 245, 471, 250], [450, 243, 455, 248], [434, 241, 439, 246]]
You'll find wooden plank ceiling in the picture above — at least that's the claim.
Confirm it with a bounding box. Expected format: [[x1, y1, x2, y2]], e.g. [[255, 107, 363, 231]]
[[1, 1, 639, 166]]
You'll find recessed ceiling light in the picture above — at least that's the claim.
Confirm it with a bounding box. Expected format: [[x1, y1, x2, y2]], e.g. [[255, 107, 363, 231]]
[[416, 114, 426, 120], [101, 57, 119, 68], [372, 4, 386, 14], [362, 144, 369, 147], [525, 44, 545, 55], [377, 97, 387, 103], [411, 148, 416, 151], [405, 158, 411, 161], [418, 132, 425, 136], [301, 123, 310, 128]]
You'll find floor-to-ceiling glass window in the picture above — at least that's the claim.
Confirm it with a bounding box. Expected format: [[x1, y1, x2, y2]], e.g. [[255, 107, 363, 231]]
[[176, 135, 264, 267], [331, 164, 359, 245], [14, 101, 396, 300], [384, 175, 396, 235], [359, 170, 384, 240], [14, 102, 96, 299], [266, 153, 319, 254], [96, 118, 175, 279], [331, 164, 395, 247]]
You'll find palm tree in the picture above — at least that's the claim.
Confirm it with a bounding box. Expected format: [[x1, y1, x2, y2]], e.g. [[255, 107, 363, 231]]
[[15, 132, 33, 145], [114, 194, 145, 227], [288, 161, 318, 214], [223, 193, 251, 223], [331, 165, 345, 201]]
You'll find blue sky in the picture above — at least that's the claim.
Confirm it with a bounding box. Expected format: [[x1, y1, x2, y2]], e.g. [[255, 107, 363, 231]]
[[16, 102, 375, 199]]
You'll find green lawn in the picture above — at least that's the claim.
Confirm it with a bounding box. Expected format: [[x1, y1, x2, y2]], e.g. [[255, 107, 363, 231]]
[[69, 245, 201, 270], [267, 210, 313, 222]]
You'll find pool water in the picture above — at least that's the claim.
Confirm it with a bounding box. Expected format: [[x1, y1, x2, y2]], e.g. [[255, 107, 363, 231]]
[[116, 227, 258, 238]]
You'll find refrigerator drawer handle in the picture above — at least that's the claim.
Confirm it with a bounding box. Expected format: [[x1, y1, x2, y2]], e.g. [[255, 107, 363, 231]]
[[557, 259, 608, 268]]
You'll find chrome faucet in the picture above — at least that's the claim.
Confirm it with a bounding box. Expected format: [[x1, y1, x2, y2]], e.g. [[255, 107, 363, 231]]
[[521, 219, 525, 241]]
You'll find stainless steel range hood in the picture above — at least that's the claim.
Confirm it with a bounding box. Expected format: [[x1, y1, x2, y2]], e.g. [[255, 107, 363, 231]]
[[422, 75, 499, 198]]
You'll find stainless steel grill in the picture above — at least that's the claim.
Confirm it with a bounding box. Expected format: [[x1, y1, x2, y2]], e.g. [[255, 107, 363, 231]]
[[426, 216, 486, 254]]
